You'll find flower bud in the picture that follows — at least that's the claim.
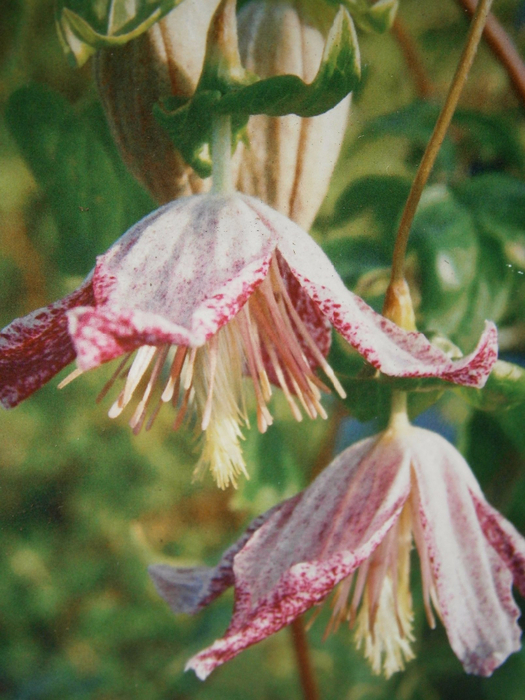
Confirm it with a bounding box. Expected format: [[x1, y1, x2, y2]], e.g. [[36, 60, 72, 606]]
[[95, 0, 350, 225], [94, 0, 218, 204], [232, 0, 351, 229]]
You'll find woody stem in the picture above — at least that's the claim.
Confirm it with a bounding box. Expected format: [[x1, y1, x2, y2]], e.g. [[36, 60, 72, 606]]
[[211, 114, 233, 194], [388, 0, 494, 285], [290, 617, 320, 700]]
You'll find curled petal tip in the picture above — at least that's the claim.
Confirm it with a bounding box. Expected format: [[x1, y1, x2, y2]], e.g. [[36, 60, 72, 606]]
[[440, 321, 498, 389]]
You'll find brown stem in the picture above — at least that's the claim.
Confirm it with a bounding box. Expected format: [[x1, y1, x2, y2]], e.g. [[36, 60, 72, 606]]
[[290, 617, 320, 700], [392, 19, 434, 99], [387, 0, 494, 289], [457, 0, 525, 106]]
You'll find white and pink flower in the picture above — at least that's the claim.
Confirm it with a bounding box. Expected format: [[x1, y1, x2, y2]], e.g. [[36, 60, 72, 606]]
[[150, 416, 525, 679], [0, 193, 497, 487]]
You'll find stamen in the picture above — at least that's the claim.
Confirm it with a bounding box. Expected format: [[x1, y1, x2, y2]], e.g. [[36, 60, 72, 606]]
[[324, 573, 354, 640], [237, 310, 273, 432], [270, 260, 346, 398], [257, 284, 320, 392], [108, 345, 156, 418], [250, 295, 314, 400], [57, 367, 84, 389], [129, 344, 170, 434], [183, 347, 197, 391], [201, 336, 219, 431], [173, 383, 193, 432], [261, 335, 303, 421], [349, 558, 371, 627], [289, 374, 318, 420], [96, 353, 132, 403], [161, 346, 188, 402], [242, 305, 272, 402]]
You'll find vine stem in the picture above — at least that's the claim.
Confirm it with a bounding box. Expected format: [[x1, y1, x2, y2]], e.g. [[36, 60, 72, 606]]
[[290, 617, 320, 700], [211, 114, 233, 194], [392, 19, 433, 99], [457, 0, 525, 106], [387, 0, 494, 287]]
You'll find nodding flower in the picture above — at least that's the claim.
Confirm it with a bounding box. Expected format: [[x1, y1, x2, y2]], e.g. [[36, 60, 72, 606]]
[[0, 193, 497, 488], [150, 411, 525, 679]]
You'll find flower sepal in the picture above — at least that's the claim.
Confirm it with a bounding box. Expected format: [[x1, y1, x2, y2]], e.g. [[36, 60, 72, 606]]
[[155, 0, 361, 176], [56, 0, 184, 66], [324, 0, 399, 34]]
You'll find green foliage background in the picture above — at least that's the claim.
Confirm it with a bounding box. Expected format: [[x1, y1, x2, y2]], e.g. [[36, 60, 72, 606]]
[[1, 0, 525, 698]]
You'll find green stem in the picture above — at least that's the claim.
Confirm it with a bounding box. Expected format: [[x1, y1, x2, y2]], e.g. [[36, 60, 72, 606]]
[[211, 114, 233, 194], [389, 0, 494, 285], [388, 391, 409, 431]]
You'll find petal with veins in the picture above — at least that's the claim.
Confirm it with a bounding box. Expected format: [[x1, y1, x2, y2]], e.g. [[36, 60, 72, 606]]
[[410, 428, 522, 676]]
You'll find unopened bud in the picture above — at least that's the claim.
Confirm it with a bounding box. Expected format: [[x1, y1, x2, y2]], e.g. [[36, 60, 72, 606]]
[[95, 0, 350, 223], [383, 278, 417, 331], [232, 0, 351, 229], [94, 0, 219, 204]]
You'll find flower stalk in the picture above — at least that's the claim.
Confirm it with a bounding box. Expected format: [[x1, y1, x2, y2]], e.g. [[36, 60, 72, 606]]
[[386, 0, 495, 292], [290, 617, 320, 700], [211, 114, 234, 194]]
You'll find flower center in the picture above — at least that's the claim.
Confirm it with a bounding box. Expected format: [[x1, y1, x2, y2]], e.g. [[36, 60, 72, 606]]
[[58, 256, 345, 488], [323, 504, 416, 678]]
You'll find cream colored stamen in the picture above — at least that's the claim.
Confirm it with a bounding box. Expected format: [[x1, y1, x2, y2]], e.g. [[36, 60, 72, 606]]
[[59, 255, 343, 488]]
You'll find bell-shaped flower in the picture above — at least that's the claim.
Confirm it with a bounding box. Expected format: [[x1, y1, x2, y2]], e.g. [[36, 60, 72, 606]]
[[0, 193, 497, 487], [149, 407, 525, 679]]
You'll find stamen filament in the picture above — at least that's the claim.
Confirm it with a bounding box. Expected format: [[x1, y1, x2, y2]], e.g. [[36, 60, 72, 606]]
[[57, 366, 84, 389], [96, 353, 132, 404]]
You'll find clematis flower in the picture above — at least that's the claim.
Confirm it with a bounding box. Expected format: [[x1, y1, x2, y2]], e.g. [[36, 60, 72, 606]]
[[0, 193, 497, 487], [149, 405, 525, 679]]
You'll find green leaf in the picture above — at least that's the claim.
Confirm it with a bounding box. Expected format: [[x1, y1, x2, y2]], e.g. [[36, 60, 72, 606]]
[[331, 174, 411, 232], [156, 7, 361, 176], [457, 360, 525, 412], [55, 0, 184, 66], [322, 236, 390, 288], [6, 84, 154, 275], [351, 101, 457, 174], [410, 185, 479, 339], [326, 0, 399, 34], [453, 111, 525, 174], [454, 173, 525, 268]]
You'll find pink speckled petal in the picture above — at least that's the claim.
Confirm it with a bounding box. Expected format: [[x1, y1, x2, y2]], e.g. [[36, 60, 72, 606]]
[[410, 428, 521, 676], [244, 198, 498, 388], [277, 253, 332, 361], [187, 433, 412, 679], [69, 194, 276, 367], [68, 306, 198, 370], [473, 495, 525, 599], [148, 501, 294, 615], [0, 279, 94, 408]]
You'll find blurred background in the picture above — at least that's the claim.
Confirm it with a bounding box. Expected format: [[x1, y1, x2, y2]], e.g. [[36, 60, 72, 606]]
[[1, 0, 525, 698]]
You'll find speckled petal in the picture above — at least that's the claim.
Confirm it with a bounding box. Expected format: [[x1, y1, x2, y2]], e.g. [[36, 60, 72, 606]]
[[410, 428, 521, 676], [0, 279, 94, 408], [244, 198, 498, 388], [69, 194, 276, 369], [186, 433, 412, 679], [148, 502, 293, 615], [473, 495, 525, 599]]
